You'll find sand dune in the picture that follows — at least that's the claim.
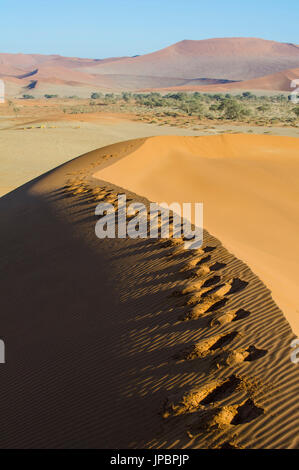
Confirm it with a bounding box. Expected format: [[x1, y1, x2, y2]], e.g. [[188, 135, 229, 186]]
[[0, 52, 126, 71], [1, 65, 194, 95], [0, 134, 298, 448], [146, 67, 299, 93], [1, 38, 299, 95], [209, 67, 299, 92], [94, 134, 299, 336], [0, 53, 130, 95], [83, 38, 299, 81]]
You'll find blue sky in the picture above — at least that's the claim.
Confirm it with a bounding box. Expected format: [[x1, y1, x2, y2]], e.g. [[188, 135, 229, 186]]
[[0, 0, 298, 58]]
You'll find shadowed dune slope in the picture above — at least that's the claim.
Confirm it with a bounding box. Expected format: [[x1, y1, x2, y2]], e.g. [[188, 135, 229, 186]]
[[0, 137, 298, 448]]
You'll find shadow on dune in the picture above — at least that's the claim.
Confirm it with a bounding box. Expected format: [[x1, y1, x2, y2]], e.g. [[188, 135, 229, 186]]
[[0, 174, 205, 448]]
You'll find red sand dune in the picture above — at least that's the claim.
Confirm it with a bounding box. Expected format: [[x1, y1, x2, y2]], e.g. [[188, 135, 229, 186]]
[[142, 67, 299, 93], [1, 38, 299, 93], [82, 38, 299, 81], [1, 135, 299, 448], [0, 52, 127, 71]]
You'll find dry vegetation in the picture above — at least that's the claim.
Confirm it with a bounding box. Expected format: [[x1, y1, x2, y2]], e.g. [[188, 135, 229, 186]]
[[65, 92, 299, 127], [1, 91, 298, 130]]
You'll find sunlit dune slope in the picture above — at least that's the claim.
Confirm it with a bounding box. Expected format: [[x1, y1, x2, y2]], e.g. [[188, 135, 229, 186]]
[[94, 134, 299, 335]]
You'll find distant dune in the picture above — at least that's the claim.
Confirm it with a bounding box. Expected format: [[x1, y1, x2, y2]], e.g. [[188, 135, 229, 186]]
[[145, 67, 299, 93], [84, 38, 299, 81], [1, 38, 299, 96], [0, 52, 127, 70], [1, 134, 298, 448]]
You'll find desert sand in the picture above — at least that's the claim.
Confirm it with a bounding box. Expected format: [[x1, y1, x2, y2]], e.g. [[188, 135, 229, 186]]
[[95, 134, 299, 336], [0, 133, 298, 448], [0, 116, 205, 196]]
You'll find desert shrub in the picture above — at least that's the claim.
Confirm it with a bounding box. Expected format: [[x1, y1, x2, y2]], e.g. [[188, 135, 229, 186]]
[[122, 92, 132, 102], [178, 100, 203, 115], [219, 99, 250, 120], [91, 92, 102, 99], [275, 94, 287, 102], [204, 113, 215, 120], [257, 104, 271, 112], [242, 91, 256, 100], [292, 107, 299, 118]]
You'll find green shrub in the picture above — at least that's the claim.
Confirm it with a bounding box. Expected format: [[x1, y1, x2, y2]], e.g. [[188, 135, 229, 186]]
[[91, 92, 102, 99], [292, 107, 299, 118]]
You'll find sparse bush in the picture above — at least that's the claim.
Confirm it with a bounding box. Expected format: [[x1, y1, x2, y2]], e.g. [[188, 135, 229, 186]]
[[242, 91, 256, 100], [219, 99, 250, 120], [292, 107, 299, 118], [32, 89, 296, 128], [91, 92, 102, 99], [257, 104, 270, 113], [122, 92, 132, 102]]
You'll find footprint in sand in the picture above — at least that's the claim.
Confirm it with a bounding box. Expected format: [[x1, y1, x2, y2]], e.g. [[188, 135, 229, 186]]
[[231, 398, 264, 425], [201, 275, 221, 288], [180, 296, 229, 320], [209, 262, 227, 272], [210, 308, 251, 326], [162, 373, 262, 421], [174, 331, 239, 361], [200, 375, 242, 406], [202, 246, 217, 253], [179, 277, 249, 321], [187, 398, 264, 437], [214, 345, 268, 367]]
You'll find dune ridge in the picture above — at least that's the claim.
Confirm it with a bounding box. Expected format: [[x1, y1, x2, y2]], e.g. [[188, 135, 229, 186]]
[[0, 136, 298, 448]]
